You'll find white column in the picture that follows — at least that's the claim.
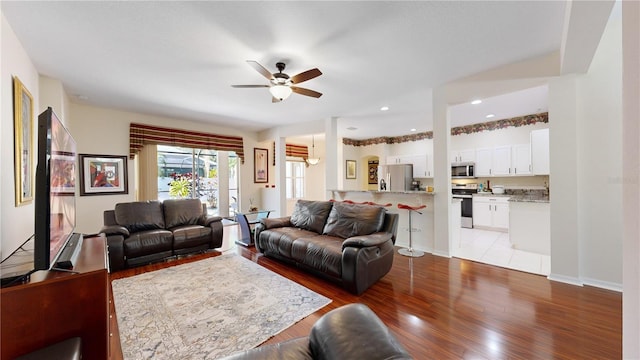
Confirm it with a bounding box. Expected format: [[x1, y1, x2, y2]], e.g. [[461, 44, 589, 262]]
[[622, 0, 640, 357], [274, 136, 287, 217], [432, 87, 451, 257], [325, 117, 339, 197], [547, 75, 581, 285]]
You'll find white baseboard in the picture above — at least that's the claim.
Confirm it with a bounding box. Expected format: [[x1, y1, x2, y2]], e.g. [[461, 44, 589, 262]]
[[581, 277, 623, 292], [547, 273, 584, 287]]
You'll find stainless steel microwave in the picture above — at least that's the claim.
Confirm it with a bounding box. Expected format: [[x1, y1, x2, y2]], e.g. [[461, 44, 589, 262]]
[[451, 162, 475, 178]]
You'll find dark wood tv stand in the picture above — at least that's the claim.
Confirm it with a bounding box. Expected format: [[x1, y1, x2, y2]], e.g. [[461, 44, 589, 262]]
[[1, 234, 111, 359]]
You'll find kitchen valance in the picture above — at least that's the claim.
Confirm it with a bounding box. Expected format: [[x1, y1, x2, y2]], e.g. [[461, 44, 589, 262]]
[[129, 123, 245, 163]]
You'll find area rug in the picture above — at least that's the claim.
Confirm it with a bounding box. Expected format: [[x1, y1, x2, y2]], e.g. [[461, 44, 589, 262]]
[[111, 253, 331, 359]]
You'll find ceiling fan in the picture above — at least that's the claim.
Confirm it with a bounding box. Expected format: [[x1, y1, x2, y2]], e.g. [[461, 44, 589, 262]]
[[232, 60, 322, 102]]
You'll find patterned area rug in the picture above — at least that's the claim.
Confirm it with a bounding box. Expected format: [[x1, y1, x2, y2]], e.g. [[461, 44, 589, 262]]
[[112, 253, 331, 359]]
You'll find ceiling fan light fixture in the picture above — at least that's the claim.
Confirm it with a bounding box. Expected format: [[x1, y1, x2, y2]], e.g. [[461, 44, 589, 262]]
[[270, 84, 292, 101], [306, 157, 320, 165]]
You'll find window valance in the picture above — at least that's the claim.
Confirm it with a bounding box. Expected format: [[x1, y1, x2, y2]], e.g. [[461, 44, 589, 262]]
[[129, 123, 245, 163], [272, 142, 309, 165]]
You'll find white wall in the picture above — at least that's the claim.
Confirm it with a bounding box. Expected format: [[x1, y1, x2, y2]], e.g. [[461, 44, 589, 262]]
[[1, 13, 40, 260], [576, 13, 622, 288]]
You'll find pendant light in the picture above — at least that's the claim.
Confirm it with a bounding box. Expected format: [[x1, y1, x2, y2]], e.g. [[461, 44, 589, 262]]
[[306, 136, 320, 165]]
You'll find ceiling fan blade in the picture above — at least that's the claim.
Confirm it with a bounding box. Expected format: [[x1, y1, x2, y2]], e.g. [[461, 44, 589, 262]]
[[246, 60, 274, 80], [231, 84, 269, 88], [290, 68, 322, 84], [291, 86, 322, 98]]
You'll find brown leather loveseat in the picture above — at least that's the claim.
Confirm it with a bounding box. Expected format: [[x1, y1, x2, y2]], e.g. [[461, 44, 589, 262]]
[[100, 199, 223, 271], [254, 200, 399, 295]]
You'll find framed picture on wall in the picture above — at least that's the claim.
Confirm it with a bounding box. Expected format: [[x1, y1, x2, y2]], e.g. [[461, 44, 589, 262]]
[[368, 160, 379, 184], [79, 154, 128, 195], [254, 148, 268, 183], [13, 76, 34, 206], [346, 160, 357, 179]]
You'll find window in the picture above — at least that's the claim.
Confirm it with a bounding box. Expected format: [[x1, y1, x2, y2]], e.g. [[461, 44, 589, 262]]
[[286, 161, 305, 199], [157, 145, 238, 216]]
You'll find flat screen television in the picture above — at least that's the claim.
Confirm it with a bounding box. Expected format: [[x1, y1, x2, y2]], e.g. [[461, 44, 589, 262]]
[[34, 107, 79, 270]]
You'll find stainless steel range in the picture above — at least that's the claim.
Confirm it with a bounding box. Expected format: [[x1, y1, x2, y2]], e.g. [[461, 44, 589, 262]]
[[452, 183, 477, 228]]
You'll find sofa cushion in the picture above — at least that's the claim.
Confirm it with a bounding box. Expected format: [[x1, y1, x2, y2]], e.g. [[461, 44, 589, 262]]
[[164, 199, 204, 229], [290, 200, 333, 234], [291, 235, 344, 278], [258, 227, 319, 259], [322, 202, 386, 239], [123, 229, 173, 258], [172, 225, 212, 250], [115, 201, 165, 232]]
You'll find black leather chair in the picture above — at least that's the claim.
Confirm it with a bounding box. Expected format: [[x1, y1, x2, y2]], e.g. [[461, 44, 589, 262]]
[[221, 303, 412, 360]]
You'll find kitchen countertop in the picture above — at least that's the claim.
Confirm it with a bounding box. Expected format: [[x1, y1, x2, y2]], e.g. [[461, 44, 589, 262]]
[[329, 189, 435, 195], [473, 192, 549, 203]]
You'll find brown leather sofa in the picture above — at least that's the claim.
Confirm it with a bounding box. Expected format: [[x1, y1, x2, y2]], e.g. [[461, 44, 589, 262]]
[[254, 200, 399, 295], [100, 199, 223, 271], [221, 303, 412, 360]]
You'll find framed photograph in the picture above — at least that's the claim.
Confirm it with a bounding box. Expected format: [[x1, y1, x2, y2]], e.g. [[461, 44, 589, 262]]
[[13, 76, 34, 206], [254, 148, 268, 183], [79, 154, 128, 196], [346, 160, 357, 179]]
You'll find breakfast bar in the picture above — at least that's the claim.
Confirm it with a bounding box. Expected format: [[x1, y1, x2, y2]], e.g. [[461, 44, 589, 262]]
[[329, 190, 436, 253]]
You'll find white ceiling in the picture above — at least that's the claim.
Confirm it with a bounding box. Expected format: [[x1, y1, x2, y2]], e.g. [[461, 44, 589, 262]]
[[2, 1, 572, 140]]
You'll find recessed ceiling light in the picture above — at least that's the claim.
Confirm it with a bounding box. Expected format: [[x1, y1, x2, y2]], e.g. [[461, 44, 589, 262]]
[[347, 126, 358, 131], [380, 106, 389, 111], [410, 128, 417, 132], [486, 114, 495, 118], [471, 99, 482, 105]]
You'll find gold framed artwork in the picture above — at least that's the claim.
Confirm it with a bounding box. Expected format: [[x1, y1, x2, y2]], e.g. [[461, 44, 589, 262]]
[[13, 76, 34, 206], [346, 160, 357, 179], [254, 148, 268, 183]]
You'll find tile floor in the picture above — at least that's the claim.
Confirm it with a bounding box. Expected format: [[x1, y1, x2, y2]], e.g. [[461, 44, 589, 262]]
[[452, 227, 551, 276]]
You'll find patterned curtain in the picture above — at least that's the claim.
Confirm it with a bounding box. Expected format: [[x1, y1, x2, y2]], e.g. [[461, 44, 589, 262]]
[[272, 142, 309, 165], [129, 123, 245, 163]]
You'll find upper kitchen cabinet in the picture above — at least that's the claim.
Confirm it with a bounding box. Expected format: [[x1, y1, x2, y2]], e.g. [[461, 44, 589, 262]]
[[512, 144, 532, 176], [451, 149, 475, 163], [475, 144, 533, 177], [389, 154, 433, 178], [492, 145, 512, 176], [475, 148, 493, 177], [531, 128, 550, 175]]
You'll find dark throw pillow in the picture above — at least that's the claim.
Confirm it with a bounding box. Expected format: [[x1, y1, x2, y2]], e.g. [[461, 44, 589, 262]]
[[322, 202, 386, 239], [290, 200, 333, 234]]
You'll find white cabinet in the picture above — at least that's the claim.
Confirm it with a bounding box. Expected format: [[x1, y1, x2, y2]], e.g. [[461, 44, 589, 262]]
[[451, 149, 475, 163], [531, 128, 550, 175], [512, 144, 532, 176], [475, 145, 532, 177], [408, 154, 432, 178], [473, 196, 509, 231], [492, 146, 512, 176], [389, 153, 434, 178], [475, 148, 493, 177]]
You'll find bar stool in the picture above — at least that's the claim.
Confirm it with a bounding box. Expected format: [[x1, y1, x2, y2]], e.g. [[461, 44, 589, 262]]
[[397, 203, 426, 257]]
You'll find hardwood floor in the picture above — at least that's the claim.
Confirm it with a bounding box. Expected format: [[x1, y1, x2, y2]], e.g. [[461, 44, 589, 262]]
[[109, 225, 621, 359]]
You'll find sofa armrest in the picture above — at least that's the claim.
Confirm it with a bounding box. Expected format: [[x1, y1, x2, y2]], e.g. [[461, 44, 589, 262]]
[[309, 303, 412, 360], [203, 215, 223, 227], [260, 216, 292, 229], [105, 234, 126, 272], [342, 232, 392, 249], [220, 337, 312, 360], [205, 216, 224, 248], [100, 225, 130, 237]]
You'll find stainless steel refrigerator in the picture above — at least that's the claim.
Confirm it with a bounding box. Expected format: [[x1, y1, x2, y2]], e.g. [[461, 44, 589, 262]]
[[378, 164, 413, 191]]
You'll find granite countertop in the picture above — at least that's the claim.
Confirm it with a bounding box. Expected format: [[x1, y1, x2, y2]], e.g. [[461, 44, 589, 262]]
[[473, 190, 549, 203], [329, 189, 435, 195]]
